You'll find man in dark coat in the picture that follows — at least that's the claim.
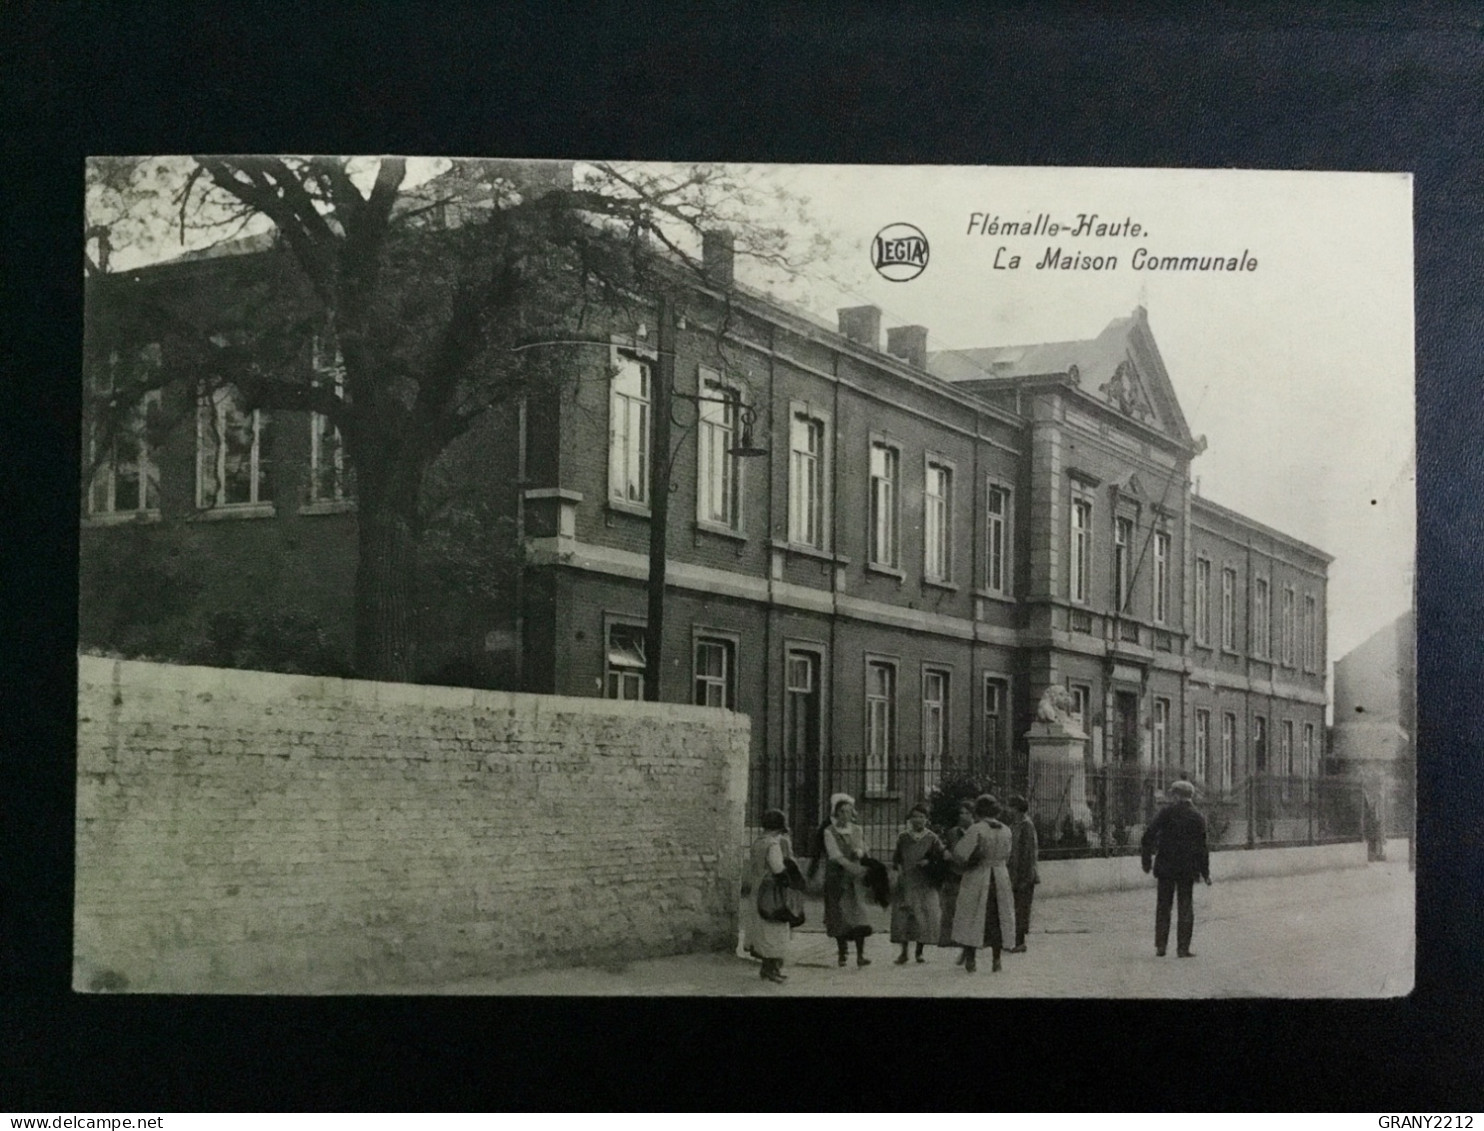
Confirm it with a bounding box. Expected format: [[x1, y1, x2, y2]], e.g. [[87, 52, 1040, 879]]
[[1005, 795, 1039, 953], [1140, 779, 1211, 957]]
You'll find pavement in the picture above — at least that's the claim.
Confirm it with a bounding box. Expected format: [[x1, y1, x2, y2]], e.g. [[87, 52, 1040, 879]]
[[388, 860, 1414, 997]]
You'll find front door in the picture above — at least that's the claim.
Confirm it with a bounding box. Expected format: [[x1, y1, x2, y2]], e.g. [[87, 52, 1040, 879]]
[[784, 650, 822, 848]]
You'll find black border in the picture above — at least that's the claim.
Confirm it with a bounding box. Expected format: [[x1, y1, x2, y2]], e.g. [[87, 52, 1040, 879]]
[[4, 0, 1482, 1111]]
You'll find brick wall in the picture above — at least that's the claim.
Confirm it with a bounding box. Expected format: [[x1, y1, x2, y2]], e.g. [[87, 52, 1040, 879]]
[[74, 655, 751, 993]]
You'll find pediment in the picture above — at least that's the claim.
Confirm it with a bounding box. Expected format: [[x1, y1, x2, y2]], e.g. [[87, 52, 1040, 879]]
[[1097, 358, 1160, 427]]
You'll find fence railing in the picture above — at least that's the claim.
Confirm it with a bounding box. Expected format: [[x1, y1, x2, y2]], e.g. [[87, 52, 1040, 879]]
[[745, 753, 1381, 863]]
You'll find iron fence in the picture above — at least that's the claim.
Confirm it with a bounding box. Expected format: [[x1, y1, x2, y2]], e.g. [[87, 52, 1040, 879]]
[[745, 753, 1375, 863]]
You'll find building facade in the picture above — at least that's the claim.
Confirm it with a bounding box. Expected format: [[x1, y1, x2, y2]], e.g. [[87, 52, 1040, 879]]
[[81, 234, 1332, 851]]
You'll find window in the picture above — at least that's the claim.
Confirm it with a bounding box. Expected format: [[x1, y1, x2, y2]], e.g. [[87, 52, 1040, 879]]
[[608, 354, 651, 506], [1221, 713, 1237, 791], [789, 411, 826, 547], [88, 346, 162, 517], [868, 441, 899, 567], [1194, 709, 1211, 782], [1303, 723, 1316, 779], [198, 385, 271, 508], [922, 668, 949, 785], [985, 482, 1012, 594], [1153, 531, 1171, 624], [1253, 715, 1268, 774], [1280, 719, 1295, 800], [865, 659, 897, 794], [983, 675, 1009, 765], [1067, 682, 1093, 761], [309, 332, 354, 504], [1303, 593, 1319, 672], [693, 636, 735, 709], [1252, 578, 1271, 658], [1281, 586, 1296, 667], [1221, 568, 1237, 651], [1113, 516, 1134, 612], [1152, 697, 1170, 783], [1194, 559, 1211, 646], [605, 623, 646, 700], [1070, 496, 1093, 603], [924, 460, 952, 581], [696, 371, 741, 529]]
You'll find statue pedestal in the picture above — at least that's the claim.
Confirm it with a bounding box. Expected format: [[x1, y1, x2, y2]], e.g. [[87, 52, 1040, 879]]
[[1026, 720, 1094, 833]]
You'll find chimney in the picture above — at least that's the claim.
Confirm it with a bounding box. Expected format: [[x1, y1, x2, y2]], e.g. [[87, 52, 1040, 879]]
[[702, 229, 735, 288], [886, 324, 928, 370], [838, 305, 882, 350]]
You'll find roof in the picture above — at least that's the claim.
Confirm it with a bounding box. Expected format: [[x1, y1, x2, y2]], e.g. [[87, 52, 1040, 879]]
[[1191, 493, 1334, 564], [927, 312, 1140, 388]]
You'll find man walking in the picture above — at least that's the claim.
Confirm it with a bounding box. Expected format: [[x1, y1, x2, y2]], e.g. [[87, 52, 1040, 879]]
[[1005, 795, 1038, 953], [1140, 779, 1211, 957]]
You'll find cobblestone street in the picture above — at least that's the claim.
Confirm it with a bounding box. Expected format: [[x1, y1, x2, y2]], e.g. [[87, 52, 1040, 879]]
[[400, 859, 1414, 998]]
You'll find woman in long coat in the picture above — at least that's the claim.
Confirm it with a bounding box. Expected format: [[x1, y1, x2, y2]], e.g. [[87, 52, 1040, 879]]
[[890, 803, 944, 964], [949, 794, 1016, 973], [938, 800, 975, 959], [743, 808, 794, 984], [819, 792, 874, 967]]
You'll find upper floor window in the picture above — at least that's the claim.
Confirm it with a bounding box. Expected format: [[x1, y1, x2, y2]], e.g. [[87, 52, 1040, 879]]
[[789, 410, 826, 548], [87, 345, 162, 518], [1280, 586, 1296, 667], [924, 460, 953, 582], [1252, 577, 1271, 659], [1113, 515, 1134, 612], [1153, 531, 1171, 624], [1194, 558, 1211, 646], [693, 635, 736, 709], [608, 354, 651, 506], [197, 385, 271, 509], [1069, 496, 1093, 604], [985, 482, 1012, 595], [309, 332, 354, 504], [605, 622, 646, 701], [696, 371, 742, 530], [1303, 593, 1319, 672], [869, 441, 899, 568], [1221, 567, 1237, 651]]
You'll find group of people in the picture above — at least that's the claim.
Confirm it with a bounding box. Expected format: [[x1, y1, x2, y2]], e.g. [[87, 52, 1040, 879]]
[[744, 778, 1213, 983], [743, 790, 1041, 983]]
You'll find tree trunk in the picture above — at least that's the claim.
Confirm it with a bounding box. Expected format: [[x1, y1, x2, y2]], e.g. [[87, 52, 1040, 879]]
[[353, 478, 421, 683]]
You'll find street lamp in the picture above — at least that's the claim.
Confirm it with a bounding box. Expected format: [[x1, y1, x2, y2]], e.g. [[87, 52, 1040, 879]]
[[513, 297, 768, 703], [644, 297, 767, 700]]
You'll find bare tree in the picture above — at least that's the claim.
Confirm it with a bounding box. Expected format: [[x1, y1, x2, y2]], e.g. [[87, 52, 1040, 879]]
[[85, 156, 827, 682]]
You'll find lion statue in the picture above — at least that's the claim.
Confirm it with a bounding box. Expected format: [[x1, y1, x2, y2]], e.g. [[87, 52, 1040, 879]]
[[1036, 685, 1076, 726]]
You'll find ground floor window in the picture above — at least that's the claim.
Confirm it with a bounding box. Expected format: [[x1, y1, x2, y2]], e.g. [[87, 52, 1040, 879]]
[[865, 658, 897, 795], [693, 636, 736, 709], [1194, 709, 1210, 782], [605, 623, 646, 701]]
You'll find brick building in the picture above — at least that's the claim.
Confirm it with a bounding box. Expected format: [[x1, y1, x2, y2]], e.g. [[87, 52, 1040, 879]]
[[81, 228, 1331, 848]]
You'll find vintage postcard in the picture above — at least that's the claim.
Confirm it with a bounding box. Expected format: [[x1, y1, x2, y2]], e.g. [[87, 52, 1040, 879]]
[[77, 159, 1414, 996]]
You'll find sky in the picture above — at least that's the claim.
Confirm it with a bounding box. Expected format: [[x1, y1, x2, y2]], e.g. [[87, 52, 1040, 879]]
[[721, 164, 1415, 668], [95, 159, 1415, 667]]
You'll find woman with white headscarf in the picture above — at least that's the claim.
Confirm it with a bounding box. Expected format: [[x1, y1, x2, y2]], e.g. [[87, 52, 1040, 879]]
[[809, 792, 874, 967]]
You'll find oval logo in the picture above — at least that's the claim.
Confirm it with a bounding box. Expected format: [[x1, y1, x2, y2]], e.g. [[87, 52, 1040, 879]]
[[872, 222, 930, 282]]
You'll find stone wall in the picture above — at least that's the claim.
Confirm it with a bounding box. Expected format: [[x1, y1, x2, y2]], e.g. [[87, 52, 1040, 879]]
[[74, 655, 750, 993]]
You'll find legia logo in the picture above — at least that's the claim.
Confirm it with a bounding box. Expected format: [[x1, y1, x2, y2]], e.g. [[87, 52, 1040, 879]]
[[872, 222, 929, 281]]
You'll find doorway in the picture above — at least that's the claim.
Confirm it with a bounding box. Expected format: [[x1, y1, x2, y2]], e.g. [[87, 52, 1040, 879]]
[[783, 649, 822, 845]]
